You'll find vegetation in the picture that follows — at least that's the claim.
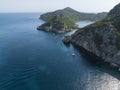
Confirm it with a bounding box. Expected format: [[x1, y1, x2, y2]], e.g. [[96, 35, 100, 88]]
[[37, 14, 78, 33], [40, 7, 107, 22], [83, 19, 109, 29], [80, 3, 120, 51], [42, 14, 78, 29], [37, 7, 108, 33], [82, 4, 120, 36], [108, 3, 120, 16]]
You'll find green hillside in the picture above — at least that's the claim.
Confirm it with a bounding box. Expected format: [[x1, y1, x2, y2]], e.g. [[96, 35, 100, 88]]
[[40, 7, 107, 22]]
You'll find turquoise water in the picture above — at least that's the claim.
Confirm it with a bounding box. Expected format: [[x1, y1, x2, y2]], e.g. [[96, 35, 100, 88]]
[[76, 21, 94, 28], [0, 13, 120, 90]]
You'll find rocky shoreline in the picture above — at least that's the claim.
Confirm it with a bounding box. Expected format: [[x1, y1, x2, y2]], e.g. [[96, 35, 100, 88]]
[[63, 37, 120, 71], [37, 14, 79, 33], [37, 25, 78, 34], [37, 7, 107, 34], [63, 3, 120, 71]]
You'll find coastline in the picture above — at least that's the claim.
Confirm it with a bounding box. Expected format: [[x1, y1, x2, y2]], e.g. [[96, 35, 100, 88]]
[[72, 44, 120, 70]]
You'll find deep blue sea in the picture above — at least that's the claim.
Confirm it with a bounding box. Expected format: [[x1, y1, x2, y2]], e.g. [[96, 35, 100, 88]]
[[0, 13, 120, 90]]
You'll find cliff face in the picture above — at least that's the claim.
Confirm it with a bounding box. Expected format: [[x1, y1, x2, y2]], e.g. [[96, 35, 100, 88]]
[[64, 3, 120, 68], [71, 23, 120, 64]]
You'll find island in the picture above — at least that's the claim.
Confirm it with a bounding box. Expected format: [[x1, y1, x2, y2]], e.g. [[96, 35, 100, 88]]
[[37, 7, 107, 33], [63, 3, 120, 70]]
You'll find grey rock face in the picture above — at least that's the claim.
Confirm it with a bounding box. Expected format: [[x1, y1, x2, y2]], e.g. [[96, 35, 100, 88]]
[[62, 36, 72, 45], [71, 24, 120, 65], [37, 14, 79, 33], [63, 3, 120, 69]]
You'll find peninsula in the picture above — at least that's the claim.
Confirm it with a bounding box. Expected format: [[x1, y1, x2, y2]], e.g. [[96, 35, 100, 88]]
[[37, 7, 107, 33], [63, 3, 120, 70]]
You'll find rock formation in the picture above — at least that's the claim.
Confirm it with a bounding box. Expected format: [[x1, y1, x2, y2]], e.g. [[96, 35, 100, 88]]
[[37, 14, 78, 33], [63, 3, 120, 69]]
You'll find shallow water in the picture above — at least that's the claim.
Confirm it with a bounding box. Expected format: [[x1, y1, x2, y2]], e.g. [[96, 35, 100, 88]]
[[0, 13, 120, 90]]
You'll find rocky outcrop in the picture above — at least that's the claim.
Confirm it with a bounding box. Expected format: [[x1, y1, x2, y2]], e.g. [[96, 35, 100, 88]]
[[37, 14, 79, 33], [63, 3, 120, 69], [37, 7, 107, 33], [62, 36, 72, 45]]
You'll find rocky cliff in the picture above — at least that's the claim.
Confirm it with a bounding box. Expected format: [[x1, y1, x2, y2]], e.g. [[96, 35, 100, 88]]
[[63, 3, 120, 69]]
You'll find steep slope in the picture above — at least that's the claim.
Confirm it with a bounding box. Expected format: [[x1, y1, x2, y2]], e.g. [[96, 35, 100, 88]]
[[37, 7, 107, 33], [63, 3, 120, 69], [40, 7, 107, 22], [37, 14, 78, 33]]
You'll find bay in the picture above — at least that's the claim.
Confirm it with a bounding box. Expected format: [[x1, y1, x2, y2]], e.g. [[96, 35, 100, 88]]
[[0, 13, 120, 90]]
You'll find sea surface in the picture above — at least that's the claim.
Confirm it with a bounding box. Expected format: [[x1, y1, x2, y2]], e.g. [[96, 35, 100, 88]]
[[0, 13, 120, 90]]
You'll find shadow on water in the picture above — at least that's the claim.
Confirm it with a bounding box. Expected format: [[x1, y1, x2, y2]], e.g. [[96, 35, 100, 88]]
[[71, 45, 120, 80], [0, 13, 120, 90]]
